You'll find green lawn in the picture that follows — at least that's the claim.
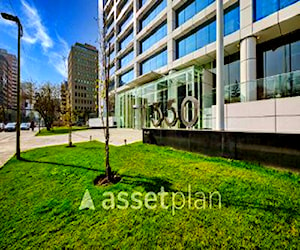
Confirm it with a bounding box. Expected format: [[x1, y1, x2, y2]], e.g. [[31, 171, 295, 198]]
[[36, 126, 89, 136], [0, 142, 299, 249]]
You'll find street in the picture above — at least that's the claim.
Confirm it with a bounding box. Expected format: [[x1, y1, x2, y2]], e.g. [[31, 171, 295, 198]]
[[0, 128, 142, 167]]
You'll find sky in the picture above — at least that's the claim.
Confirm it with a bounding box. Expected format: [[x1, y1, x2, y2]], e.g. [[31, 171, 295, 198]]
[[0, 0, 99, 85]]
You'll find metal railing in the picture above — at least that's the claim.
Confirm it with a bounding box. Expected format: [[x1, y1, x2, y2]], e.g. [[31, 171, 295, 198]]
[[224, 70, 300, 103]]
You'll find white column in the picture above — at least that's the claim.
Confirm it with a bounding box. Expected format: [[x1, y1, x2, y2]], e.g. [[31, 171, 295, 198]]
[[240, 36, 257, 102], [133, 0, 139, 78], [216, 0, 224, 131], [167, 0, 175, 66]]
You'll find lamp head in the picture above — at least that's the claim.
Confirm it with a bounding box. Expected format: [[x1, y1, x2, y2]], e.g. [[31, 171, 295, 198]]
[[1, 12, 18, 22], [1, 13, 23, 37]]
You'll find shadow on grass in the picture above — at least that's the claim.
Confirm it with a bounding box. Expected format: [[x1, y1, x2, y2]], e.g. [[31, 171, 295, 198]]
[[221, 198, 300, 215], [121, 175, 299, 215], [19, 157, 101, 173], [17, 157, 299, 216], [120, 174, 174, 193]]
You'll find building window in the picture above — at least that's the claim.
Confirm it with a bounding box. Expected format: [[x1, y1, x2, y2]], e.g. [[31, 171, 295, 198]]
[[120, 50, 134, 69], [263, 40, 300, 77], [119, 10, 133, 34], [139, 0, 148, 8], [106, 19, 114, 35], [108, 49, 115, 61], [224, 3, 240, 36], [139, 0, 167, 31], [211, 53, 240, 103], [257, 33, 300, 98], [107, 34, 115, 45], [291, 40, 300, 72], [254, 0, 298, 21], [176, 0, 215, 27], [141, 48, 167, 75], [109, 79, 115, 91], [140, 22, 167, 53], [118, 0, 129, 14], [176, 4, 239, 59], [119, 30, 133, 51], [176, 19, 216, 59], [109, 64, 115, 77], [120, 69, 134, 86]]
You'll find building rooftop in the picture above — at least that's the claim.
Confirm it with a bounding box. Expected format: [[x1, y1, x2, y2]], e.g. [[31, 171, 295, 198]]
[[73, 43, 98, 53]]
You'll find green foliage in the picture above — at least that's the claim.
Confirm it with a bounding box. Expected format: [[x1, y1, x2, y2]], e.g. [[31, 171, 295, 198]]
[[0, 142, 299, 248], [36, 126, 88, 136], [34, 83, 60, 131]]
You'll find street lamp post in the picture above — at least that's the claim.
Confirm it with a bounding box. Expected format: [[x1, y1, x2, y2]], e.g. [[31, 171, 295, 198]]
[[1, 13, 23, 159]]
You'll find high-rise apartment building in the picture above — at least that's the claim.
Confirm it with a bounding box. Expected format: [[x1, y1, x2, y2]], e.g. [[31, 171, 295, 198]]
[[0, 49, 17, 110], [0, 55, 9, 107], [68, 43, 99, 117], [100, 0, 300, 133]]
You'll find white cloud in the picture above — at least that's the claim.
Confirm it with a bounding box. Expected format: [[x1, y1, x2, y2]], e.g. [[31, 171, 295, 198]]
[[0, 17, 15, 26], [20, 0, 53, 51], [20, 0, 69, 79], [0, 12, 18, 39], [48, 35, 69, 79], [0, 0, 69, 81]]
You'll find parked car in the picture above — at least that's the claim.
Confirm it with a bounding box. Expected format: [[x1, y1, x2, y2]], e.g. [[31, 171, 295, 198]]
[[4, 122, 16, 132], [0, 123, 4, 132], [20, 122, 30, 130]]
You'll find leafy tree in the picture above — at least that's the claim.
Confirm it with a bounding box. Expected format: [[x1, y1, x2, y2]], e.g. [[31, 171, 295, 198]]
[[0, 104, 5, 123], [34, 83, 60, 131]]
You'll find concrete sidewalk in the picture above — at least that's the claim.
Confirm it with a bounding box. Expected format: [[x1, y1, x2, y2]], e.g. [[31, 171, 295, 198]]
[[0, 128, 142, 167]]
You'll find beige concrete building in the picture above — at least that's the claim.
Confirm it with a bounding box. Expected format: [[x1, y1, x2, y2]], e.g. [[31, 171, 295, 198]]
[[100, 0, 300, 133], [68, 43, 99, 119]]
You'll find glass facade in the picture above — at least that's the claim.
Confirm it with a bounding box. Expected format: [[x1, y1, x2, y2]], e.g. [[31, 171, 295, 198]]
[[120, 50, 134, 68], [176, 0, 215, 27], [140, 22, 167, 53], [116, 67, 300, 130], [109, 0, 300, 132], [116, 67, 208, 129], [120, 69, 134, 86], [140, 0, 167, 30], [254, 0, 299, 21], [141, 49, 168, 75], [119, 10, 133, 34], [176, 4, 240, 59], [119, 30, 133, 51]]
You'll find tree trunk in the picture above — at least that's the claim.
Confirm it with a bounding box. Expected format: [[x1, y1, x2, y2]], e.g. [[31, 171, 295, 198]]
[[105, 76, 112, 181]]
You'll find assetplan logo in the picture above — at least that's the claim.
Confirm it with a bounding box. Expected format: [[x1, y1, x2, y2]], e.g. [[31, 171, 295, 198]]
[[79, 185, 221, 215]]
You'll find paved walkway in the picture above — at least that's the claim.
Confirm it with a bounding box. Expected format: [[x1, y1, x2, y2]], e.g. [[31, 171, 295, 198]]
[[0, 128, 142, 167]]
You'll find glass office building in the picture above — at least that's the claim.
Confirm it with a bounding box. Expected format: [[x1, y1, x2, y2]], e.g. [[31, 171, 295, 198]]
[[100, 0, 300, 133]]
